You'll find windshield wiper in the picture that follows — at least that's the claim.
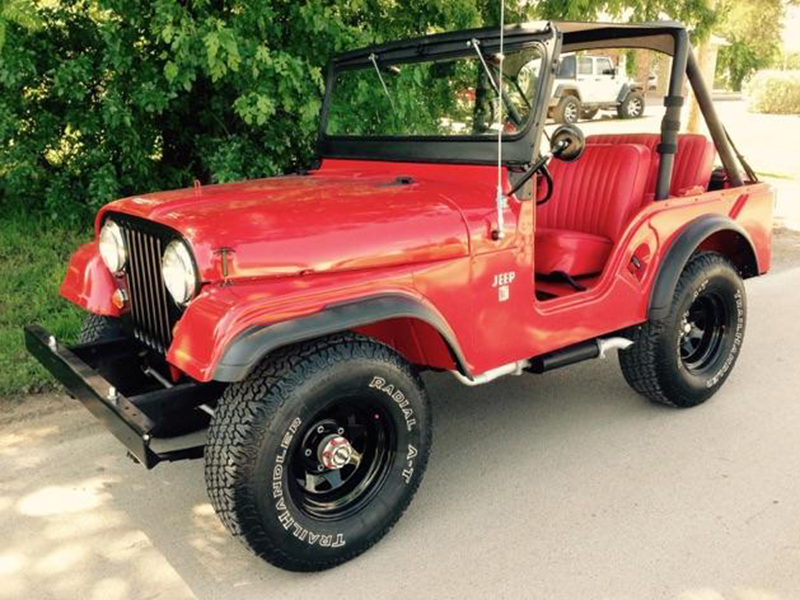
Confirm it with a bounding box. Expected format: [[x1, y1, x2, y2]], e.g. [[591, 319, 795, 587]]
[[468, 38, 524, 128], [469, 38, 501, 96], [369, 53, 396, 111]]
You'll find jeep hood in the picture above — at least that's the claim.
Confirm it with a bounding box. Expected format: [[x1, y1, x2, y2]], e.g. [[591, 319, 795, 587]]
[[100, 167, 471, 282]]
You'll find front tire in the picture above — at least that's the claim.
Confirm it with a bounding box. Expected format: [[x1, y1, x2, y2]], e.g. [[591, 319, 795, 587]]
[[620, 253, 746, 407], [204, 333, 432, 571]]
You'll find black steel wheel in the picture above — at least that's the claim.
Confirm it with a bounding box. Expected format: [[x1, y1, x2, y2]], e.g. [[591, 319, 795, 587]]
[[204, 333, 431, 572], [289, 398, 396, 521], [620, 252, 746, 407], [679, 291, 729, 374]]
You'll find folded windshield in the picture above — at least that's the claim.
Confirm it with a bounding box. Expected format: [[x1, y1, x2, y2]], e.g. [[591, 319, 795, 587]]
[[325, 44, 544, 138]]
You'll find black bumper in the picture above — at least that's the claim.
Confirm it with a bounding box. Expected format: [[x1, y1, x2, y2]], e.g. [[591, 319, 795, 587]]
[[24, 324, 217, 469]]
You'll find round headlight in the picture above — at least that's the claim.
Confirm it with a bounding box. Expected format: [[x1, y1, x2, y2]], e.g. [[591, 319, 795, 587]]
[[99, 220, 127, 273], [161, 240, 198, 305]]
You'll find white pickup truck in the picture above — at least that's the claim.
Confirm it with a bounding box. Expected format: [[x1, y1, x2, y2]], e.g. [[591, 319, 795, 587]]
[[549, 54, 646, 123]]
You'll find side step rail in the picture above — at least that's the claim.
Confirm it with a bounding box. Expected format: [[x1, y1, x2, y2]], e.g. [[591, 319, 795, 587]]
[[451, 337, 633, 386]]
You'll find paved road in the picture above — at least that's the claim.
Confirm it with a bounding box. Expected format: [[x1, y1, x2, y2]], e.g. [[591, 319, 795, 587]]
[[2, 267, 800, 600]]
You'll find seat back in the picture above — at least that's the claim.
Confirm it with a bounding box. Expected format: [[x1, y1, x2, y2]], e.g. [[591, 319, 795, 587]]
[[538, 143, 651, 242], [586, 133, 716, 199]]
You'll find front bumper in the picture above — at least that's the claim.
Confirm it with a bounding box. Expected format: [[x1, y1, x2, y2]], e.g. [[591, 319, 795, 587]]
[[24, 324, 218, 468]]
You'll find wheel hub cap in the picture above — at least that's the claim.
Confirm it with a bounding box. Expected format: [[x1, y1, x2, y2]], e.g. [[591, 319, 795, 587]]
[[319, 435, 354, 470]]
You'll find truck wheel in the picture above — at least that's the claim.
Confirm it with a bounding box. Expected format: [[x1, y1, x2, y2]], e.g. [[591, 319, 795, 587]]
[[619, 253, 746, 408], [617, 91, 645, 119], [553, 95, 581, 124], [77, 314, 123, 343], [204, 333, 432, 571]]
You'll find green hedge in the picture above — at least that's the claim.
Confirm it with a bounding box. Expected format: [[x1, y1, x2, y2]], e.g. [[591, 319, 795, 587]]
[[747, 70, 800, 115]]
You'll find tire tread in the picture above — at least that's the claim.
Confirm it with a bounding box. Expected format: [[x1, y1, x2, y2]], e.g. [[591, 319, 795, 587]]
[[204, 333, 431, 572]]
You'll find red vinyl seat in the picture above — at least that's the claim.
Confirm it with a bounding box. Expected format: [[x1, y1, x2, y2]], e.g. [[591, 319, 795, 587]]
[[586, 133, 716, 200], [536, 143, 651, 278]]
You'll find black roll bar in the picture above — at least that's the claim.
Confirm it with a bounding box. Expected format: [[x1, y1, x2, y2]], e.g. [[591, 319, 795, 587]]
[[686, 49, 744, 188], [655, 29, 689, 200]]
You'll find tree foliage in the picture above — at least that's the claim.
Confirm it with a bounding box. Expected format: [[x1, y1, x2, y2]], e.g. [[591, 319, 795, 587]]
[[1, 0, 719, 220], [534, 0, 717, 40], [0, 0, 485, 219], [714, 0, 785, 91]]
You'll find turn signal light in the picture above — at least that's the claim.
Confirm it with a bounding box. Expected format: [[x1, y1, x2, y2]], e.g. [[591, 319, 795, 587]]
[[111, 288, 129, 310]]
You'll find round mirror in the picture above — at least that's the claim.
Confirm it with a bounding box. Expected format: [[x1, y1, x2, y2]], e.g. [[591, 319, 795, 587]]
[[550, 124, 585, 162]]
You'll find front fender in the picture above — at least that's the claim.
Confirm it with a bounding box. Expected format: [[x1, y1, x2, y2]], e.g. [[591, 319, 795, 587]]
[[60, 242, 121, 317], [166, 273, 469, 383], [213, 294, 469, 382]]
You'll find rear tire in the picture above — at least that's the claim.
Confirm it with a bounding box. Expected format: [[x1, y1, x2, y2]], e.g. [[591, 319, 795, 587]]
[[619, 253, 746, 408], [553, 95, 581, 124], [77, 314, 123, 343], [204, 333, 432, 571]]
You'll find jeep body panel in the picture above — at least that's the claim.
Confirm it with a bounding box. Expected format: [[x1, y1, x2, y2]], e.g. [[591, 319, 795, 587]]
[[96, 161, 476, 284], [61, 241, 123, 317], [55, 20, 773, 383], [62, 157, 772, 382]]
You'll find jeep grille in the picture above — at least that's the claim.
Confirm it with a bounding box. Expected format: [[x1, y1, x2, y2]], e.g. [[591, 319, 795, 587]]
[[111, 214, 181, 353]]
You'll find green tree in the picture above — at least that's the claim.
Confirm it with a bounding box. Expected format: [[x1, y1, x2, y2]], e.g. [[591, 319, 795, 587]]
[[715, 0, 785, 91], [0, 0, 40, 51], [0, 0, 484, 220], [0, 0, 723, 221], [534, 0, 717, 38]]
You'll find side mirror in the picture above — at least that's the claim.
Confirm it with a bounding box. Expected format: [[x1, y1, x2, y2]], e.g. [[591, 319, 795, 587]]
[[551, 124, 585, 163]]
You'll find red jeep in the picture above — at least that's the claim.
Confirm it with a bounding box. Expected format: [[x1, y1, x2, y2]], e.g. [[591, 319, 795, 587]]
[[26, 21, 773, 571]]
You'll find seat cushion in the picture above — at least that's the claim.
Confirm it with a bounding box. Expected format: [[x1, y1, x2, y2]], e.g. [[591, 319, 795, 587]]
[[535, 228, 613, 277], [586, 133, 716, 200], [672, 134, 715, 195], [539, 143, 652, 241]]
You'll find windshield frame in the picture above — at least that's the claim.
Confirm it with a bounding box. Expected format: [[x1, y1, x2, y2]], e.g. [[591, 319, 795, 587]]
[[316, 23, 559, 166]]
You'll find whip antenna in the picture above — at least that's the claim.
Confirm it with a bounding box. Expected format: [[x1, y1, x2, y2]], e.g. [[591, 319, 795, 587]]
[[494, 0, 506, 240]]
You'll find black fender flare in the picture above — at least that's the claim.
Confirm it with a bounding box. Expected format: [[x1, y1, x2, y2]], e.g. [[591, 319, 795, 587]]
[[648, 215, 758, 320], [616, 82, 634, 103], [213, 294, 471, 382]]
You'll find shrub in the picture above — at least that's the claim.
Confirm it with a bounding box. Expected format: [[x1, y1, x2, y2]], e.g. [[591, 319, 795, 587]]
[[0, 1, 490, 221], [746, 70, 800, 115]]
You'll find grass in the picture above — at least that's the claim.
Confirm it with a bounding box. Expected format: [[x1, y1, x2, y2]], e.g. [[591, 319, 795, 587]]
[[0, 212, 92, 398]]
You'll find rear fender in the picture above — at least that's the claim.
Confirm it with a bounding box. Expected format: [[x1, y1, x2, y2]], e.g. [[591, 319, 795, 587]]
[[648, 215, 758, 320]]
